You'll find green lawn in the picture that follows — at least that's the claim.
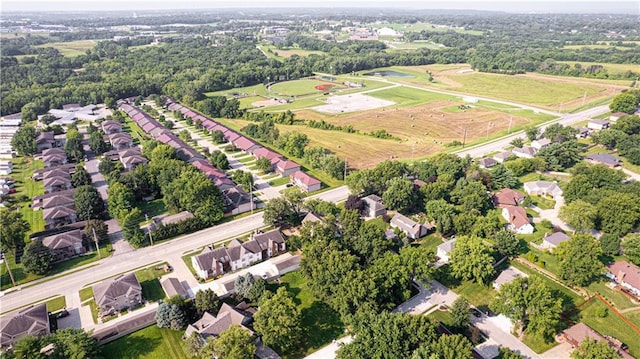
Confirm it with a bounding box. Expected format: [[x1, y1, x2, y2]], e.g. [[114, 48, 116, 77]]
[[367, 86, 454, 107], [586, 280, 640, 311], [79, 286, 94, 302], [35, 40, 96, 57], [580, 299, 640, 358], [529, 195, 555, 210], [135, 264, 169, 302], [139, 199, 168, 218], [46, 296, 67, 312], [420, 234, 444, 253], [237, 156, 256, 164], [276, 271, 344, 359], [436, 266, 497, 310], [268, 176, 290, 186], [623, 309, 640, 329], [102, 325, 188, 359], [522, 332, 557, 353], [270, 79, 337, 97], [11, 157, 45, 235]]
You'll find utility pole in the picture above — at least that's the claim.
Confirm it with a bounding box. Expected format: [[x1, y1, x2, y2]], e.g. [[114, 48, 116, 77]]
[[0, 251, 16, 287], [92, 227, 101, 259], [343, 158, 348, 181], [145, 213, 154, 246], [461, 127, 467, 148], [250, 182, 254, 214], [508, 116, 513, 134]]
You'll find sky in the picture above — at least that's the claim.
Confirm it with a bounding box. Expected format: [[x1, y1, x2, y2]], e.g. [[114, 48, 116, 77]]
[[2, 0, 639, 13]]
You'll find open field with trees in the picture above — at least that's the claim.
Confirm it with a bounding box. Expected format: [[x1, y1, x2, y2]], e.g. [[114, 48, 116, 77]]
[[34, 40, 97, 57]]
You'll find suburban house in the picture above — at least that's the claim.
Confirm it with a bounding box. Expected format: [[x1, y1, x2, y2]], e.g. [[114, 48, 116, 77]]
[[493, 151, 513, 163], [587, 119, 611, 131], [606, 261, 640, 300], [101, 120, 122, 134], [109, 132, 133, 150], [275, 159, 301, 177], [478, 157, 498, 169], [36, 131, 55, 153], [32, 164, 76, 181], [41, 229, 86, 262], [436, 237, 457, 266], [531, 138, 551, 150], [540, 232, 571, 251], [586, 153, 621, 168], [391, 213, 428, 239], [53, 134, 66, 148], [43, 172, 72, 194], [92, 273, 143, 317], [42, 148, 68, 168], [493, 266, 527, 290], [0, 304, 50, 349], [290, 171, 321, 192], [192, 159, 227, 180], [512, 146, 537, 159], [252, 147, 282, 164], [501, 206, 533, 234], [221, 186, 255, 215], [184, 303, 253, 339], [118, 147, 147, 170], [0, 160, 12, 175], [192, 229, 286, 280], [562, 323, 633, 359], [43, 205, 77, 229], [302, 211, 323, 224], [609, 112, 628, 122], [362, 194, 387, 218], [523, 181, 563, 199], [160, 277, 189, 299], [232, 136, 262, 153], [32, 189, 74, 210], [149, 211, 195, 231], [492, 188, 525, 208]]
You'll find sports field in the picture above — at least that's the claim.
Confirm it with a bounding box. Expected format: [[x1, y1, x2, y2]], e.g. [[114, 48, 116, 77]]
[[269, 79, 345, 97], [35, 40, 96, 57]]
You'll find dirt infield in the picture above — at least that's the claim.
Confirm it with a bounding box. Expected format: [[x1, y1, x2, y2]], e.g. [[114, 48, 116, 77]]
[[312, 93, 396, 114], [252, 98, 286, 108]]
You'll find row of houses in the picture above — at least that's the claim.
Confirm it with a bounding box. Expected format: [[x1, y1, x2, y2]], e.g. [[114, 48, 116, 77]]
[[0, 113, 22, 159], [117, 101, 254, 214], [34, 148, 79, 229], [163, 99, 322, 193], [192, 229, 286, 280]]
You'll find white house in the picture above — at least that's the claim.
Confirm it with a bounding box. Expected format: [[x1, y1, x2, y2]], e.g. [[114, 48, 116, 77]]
[[512, 146, 537, 159], [587, 119, 610, 131], [531, 138, 551, 150], [502, 206, 533, 234], [523, 181, 563, 199], [540, 232, 570, 251], [606, 261, 640, 300], [436, 238, 457, 267]]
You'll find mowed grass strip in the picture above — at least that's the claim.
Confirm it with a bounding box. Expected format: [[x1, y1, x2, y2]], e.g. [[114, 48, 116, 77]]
[[270, 79, 341, 97], [35, 40, 96, 57], [101, 325, 188, 359]]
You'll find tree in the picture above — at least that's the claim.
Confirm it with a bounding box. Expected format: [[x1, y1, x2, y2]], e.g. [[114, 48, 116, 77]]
[[108, 182, 135, 222], [213, 325, 256, 359], [571, 338, 621, 359], [10, 126, 37, 156], [64, 129, 85, 162], [11, 335, 45, 359], [557, 234, 603, 286], [74, 185, 104, 220], [559, 200, 597, 233], [490, 164, 518, 189], [194, 288, 221, 315], [425, 199, 457, 235], [163, 170, 224, 225], [98, 159, 124, 181], [344, 195, 363, 212], [71, 164, 92, 188], [263, 197, 296, 227], [254, 287, 302, 352], [122, 208, 144, 245], [234, 272, 255, 299], [525, 127, 539, 141], [623, 234, 640, 265], [84, 220, 109, 245], [255, 157, 273, 173], [383, 177, 415, 212], [450, 297, 470, 329], [0, 209, 30, 252], [209, 150, 229, 170], [498, 347, 525, 359], [50, 328, 102, 359], [432, 334, 474, 359], [510, 137, 524, 148], [155, 302, 186, 330], [494, 228, 520, 257], [599, 233, 621, 256], [491, 276, 562, 338], [248, 277, 267, 302], [21, 240, 54, 275], [535, 141, 583, 170], [185, 332, 204, 358], [89, 130, 110, 155], [596, 193, 640, 237], [232, 170, 254, 193], [610, 92, 638, 114], [543, 123, 579, 143], [211, 130, 226, 144], [450, 236, 495, 284]]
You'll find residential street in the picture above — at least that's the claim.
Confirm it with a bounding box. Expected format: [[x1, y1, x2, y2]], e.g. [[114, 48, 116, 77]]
[[0, 186, 350, 315]]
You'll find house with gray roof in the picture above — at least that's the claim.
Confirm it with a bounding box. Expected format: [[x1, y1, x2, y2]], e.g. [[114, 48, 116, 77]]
[[523, 181, 563, 199], [109, 132, 133, 150], [184, 303, 253, 339], [478, 157, 498, 169], [36, 132, 55, 153], [101, 120, 122, 134], [0, 304, 50, 349], [541, 231, 571, 251], [587, 119, 610, 131], [43, 173, 72, 193], [586, 153, 621, 168], [42, 148, 68, 168], [436, 237, 457, 267], [493, 151, 513, 163], [531, 138, 551, 150], [390, 213, 427, 239], [493, 266, 528, 290], [161, 277, 188, 299], [302, 212, 323, 224], [149, 211, 195, 232], [512, 146, 537, 159], [362, 194, 386, 218], [93, 273, 143, 317], [43, 205, 77, 229], [41, 229, 86, 262]]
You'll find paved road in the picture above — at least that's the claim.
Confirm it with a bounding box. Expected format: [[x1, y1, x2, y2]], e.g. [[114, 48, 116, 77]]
[[454, 105, 610, 159], [0, 186, 350, 314]]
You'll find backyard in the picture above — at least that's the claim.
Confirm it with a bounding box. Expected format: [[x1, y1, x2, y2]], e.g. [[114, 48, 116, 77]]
[[101, 325, 188, 359]]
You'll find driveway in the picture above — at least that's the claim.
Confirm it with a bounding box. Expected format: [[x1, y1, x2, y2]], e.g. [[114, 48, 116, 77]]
[[471, 315, 541, 359]]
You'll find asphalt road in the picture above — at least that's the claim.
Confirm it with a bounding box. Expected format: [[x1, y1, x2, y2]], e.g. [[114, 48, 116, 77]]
[[0, 186, 350, 314], [454, 105, 610, 158]]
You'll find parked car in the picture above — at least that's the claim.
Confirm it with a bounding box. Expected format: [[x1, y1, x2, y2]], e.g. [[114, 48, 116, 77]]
[[56, 309, 69, 319]]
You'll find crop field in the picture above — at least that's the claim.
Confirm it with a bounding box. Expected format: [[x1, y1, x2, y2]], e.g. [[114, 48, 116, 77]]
[[35, 40, 96, 57], [372, 65, 628, 110]]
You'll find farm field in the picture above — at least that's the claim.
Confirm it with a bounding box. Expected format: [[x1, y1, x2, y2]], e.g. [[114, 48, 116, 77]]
[[35, 40, 97, 57], [368, 64, 628, 110]]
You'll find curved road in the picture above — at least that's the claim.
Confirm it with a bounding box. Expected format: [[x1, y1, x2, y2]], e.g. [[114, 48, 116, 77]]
[[0, 186, 350, 314]]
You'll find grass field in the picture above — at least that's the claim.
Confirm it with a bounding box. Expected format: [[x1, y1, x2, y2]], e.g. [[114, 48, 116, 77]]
[[46, 296, 67, 312], [135, 264, 169, 302], [370, 22, 484, 36], [11, 156, 45, 235], [101, 325, 188, 359], [269, 79, 345, 97], [387, 41, 446, 51], [35, 40, 96, 57], [259, 45, 326, 59], [274, 271, 344, 358], [624, 309, 640, 329], [580, 299, 640, 358], [586, 281, 640, 311]]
